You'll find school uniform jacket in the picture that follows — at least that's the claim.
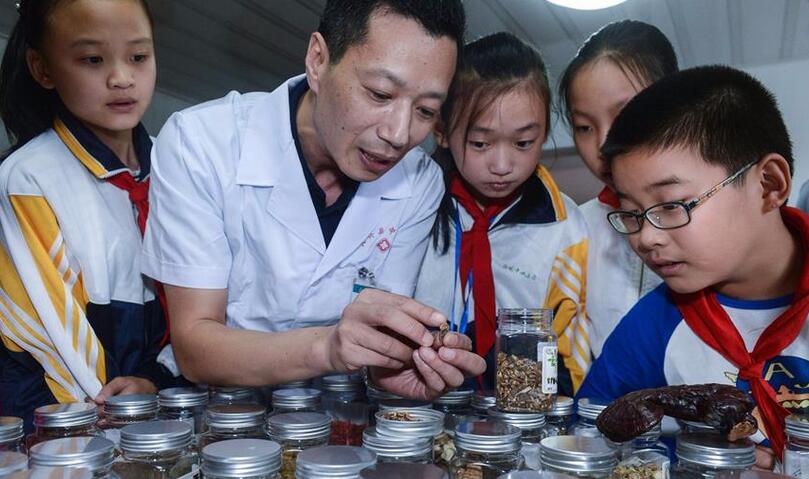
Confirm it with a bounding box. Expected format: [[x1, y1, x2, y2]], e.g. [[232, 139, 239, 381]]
[[0, 115, 180, 429], [415, 167, 590, 392]]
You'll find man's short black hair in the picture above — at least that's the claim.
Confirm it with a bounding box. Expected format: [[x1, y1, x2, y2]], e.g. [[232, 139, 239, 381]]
[[602, 65, 794, 179], [317, 0, 466, 65]]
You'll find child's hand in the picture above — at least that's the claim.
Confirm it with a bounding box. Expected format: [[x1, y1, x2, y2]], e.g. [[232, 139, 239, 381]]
[[94, 376, 157, 405], [752, 445, 775, 471]]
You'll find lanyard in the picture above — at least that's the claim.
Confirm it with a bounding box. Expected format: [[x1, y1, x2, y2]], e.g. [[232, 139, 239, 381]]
[[450, 204, 472, 334]]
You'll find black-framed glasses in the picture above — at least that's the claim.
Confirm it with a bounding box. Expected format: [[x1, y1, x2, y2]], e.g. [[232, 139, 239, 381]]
[[607, 160, 758, 235]]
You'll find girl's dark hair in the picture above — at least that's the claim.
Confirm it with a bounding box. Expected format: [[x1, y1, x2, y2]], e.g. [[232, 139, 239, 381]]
[[558, 19, 678, 124], [431, 31, 552, 254], [0, 0, 154, 154]]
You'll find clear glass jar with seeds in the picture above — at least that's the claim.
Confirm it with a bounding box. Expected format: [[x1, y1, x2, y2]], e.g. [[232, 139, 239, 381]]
[[672, 433, 755, 479], [495, 308, 557, 413], [0, 417, 25, 453], [200, 438, 282, 479], [359, 462, 448, 479], [610, 450, 668, 479], [159, 387, 209, 437], [112, 420, 198, 479], [29, 436, 119, 478], [266, 412, 330, 479], [472, 391, 496, 416], [784, 414, 809, 479], [544, 397, 576, 437], [295, 445, 377, 479], [362, 426, 433, 464], [450, 420, 524, 479], [488, 407, 548, 470], [271, 388, 322, 415], [0, 451, 27, 476], [26, 403, 104, 450], [540, 435, 618, 479], [101, 393, 159, 447], [199, 403, 269, 450]]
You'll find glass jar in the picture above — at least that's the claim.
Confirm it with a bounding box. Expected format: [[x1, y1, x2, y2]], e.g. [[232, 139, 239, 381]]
[[271, 388, 322, 415], [26, 403, 104, 450], [359, 462, 448, 478], [488, 407, 548, 470], [29, 436, 118, 478], [495, 309, 557, 413], [365, 384, 401, 427], [101, 393, 159, 446], [617, 424, 669, 460], [472, 391, 496, 416], [321, 375, 368, 446], [378, 399, 433, 411], [450, 420, 524, 478], [676, 420, 719, 435], [112, 420, 198, 479], [362, 426, 432, 464], [0, 451, 27, 475], [374, 408, 444, 440], [673, 433, 755, 479], [276, 380, 312, 390], [199, 404, 269, 450], [612, 450, 669, 479], [571, 399, 609, 439], [433, 388, 474, 417], [0, 417, 24, 453], [209, 387, 263, 406], [295, 445, 377, 479], [785, 415, 809, 479], [266, 412, 331, 479], [201, 438, 282, 479], [159, 387, 209, 436], [539, 435, 618, 478], [545, 397, 575, 437], [5, 467, 94, 478]]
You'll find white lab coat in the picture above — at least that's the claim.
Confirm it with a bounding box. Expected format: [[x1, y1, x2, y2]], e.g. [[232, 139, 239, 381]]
[[142, 75, 444, 332]]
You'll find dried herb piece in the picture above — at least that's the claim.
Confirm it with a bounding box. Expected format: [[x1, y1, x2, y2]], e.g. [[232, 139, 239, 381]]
[[329, 419, 365, 445], [495, 352, 553, 412], [596, 384, 758, 443], [382, 410, 417, 421], [437, 321, 449, 347], [611, 462, 663, 479]]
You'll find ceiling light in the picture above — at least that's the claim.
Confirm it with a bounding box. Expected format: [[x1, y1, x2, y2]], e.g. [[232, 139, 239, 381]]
[[546, 0, 628, 10]]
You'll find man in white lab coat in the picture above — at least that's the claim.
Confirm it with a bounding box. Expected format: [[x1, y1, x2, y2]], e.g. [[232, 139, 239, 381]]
[[142, 0, 485, 398]]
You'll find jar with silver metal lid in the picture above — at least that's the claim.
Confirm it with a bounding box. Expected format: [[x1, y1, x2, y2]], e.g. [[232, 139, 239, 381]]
[[434, 388, 474, 418], [0, 451, 27, 475], [112, 420, 198, 479], [539, 435, 618, 478], [29, 436, 118, 478], [365, 384, 400, 427], [378, 399, 432, 411], [473, 392, 496, 416], [496, 308, 557, 413], [277, 380, 312, 390], [783, 415, 809, 479], [488, 407, 548, 470], [201, 438, 282, 479], [362, 426, 432, 464], [571, 399, 609, 439], [271, 388, 321, 415], [0, 417, 24, 453], [672, 433, 755, 479], [617, 423, 669, 461], [4, 467, 94, 478], [359, 462, 448, 479], [450, 420, 524, 478], [209, 387, 263, 406], [499, 472, 578, 479], [159, 387, 209, 436], [545, 397, 575, 437], [266, 412, 330, 479], [199, 403, 269, 450], [321, 375, 367, 446], [295, 445, 376, 479], [26, 403, 103, 450], [102, 394, 159, 428]]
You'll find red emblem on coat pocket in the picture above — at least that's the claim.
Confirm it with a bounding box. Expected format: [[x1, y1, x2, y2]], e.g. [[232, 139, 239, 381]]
[[376, 238, 391, 252]]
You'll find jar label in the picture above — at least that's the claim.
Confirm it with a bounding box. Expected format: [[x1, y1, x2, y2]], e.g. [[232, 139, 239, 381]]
[[785, 449, 809, 478], [538, 343, 558, 394]]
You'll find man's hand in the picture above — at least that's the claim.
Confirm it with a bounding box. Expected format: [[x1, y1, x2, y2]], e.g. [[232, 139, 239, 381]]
[[370, 331, 487, 400], [93, 376, 157, 405]]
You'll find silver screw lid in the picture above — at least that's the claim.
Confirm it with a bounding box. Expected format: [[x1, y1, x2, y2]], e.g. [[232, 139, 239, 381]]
[[434, 388, 473, 406], [472, 391, 496, 412], [366, 384, 400, 402], [296, 445, 377, 478], [33, 403, 98, 429], [266, 412, 331, 441], [103, 393, 158, 417], [539, 435, 618, 474], [271, 388, 321, 410], [29, 436, 115, 472], [362, 426, 432, 458], [0, 451, 27, 475], [4, 467, 94, 478], [375, 408, 444, 438], [676, 433, 756, 469], [201, 438, 282, 477], [547, 396, 575, 417], [206, 403, 266, 430], [0, 417, 24, 443], [498, 472, 577, 479], [786, 414, 809, 440], [360, 462, 448, 479], [322, 374, 364, 393], [378, 399, 433, 411], [159, 387, 209, 409], [488, 407, 547, 431], [120, 420, 193, 454], [454, 420, 522, 454], [276, 380, 312, 390], [575, 398, 609, 420]]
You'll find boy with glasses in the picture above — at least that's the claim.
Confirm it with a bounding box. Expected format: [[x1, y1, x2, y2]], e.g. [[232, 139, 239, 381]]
[[577, 65, 808, 469]]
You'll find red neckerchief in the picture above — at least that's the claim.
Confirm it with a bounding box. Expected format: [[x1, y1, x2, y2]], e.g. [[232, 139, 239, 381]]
[[449, 175, 517, 357], [671, 206, 809, 460], [106, 173, 170, 346], [597, 186, 620, 209]]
